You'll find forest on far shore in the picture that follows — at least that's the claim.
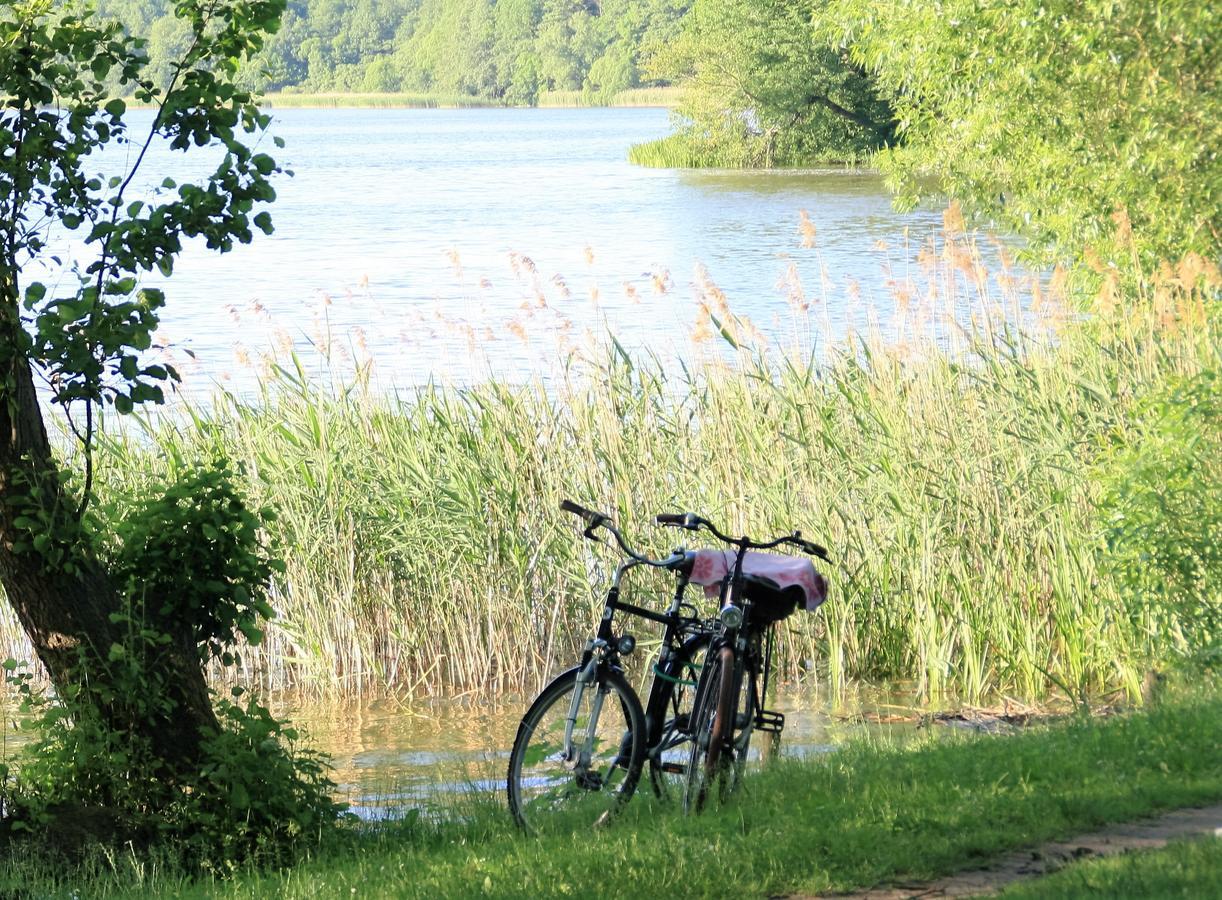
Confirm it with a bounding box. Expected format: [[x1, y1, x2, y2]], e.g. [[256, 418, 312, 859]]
[[95, 0, 690, 103]]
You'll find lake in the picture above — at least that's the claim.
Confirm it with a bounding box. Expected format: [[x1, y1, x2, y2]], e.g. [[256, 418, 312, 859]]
[[38, 107, 1015, 393], [264, 682, 932, 819]]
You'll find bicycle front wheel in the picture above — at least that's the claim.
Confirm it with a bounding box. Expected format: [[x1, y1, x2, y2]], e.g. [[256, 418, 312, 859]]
[[507, 666, 646, 833], [683, 645, 737, 813]]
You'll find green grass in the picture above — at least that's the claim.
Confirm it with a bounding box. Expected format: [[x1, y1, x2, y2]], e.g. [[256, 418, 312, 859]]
[[629, 129, 871, 168], [628, 131, 727, 167], [3, 687, 1220, 898], [1000, 838, 1222, 899]]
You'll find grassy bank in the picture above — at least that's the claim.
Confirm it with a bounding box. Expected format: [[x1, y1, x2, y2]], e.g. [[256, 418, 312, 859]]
[[629, 129, 873, 168], [212, 87, 683, 110], [4, 686, 1219, 898], [2, 234, 1213, 700]]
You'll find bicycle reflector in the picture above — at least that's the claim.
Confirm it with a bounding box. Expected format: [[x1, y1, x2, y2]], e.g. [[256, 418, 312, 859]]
[[617, 634, 637, 656], [719, 604, 744, 630]]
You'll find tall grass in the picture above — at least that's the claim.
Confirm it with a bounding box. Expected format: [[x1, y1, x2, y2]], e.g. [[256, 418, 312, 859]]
[[2, 230, 1215, 702], [258, 92, 499, 109], [537, 86, 682, 108], [628, 132, 727, 167]]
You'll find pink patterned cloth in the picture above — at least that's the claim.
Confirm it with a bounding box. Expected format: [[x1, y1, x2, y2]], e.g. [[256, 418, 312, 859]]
[[687, 549, 829, 612]]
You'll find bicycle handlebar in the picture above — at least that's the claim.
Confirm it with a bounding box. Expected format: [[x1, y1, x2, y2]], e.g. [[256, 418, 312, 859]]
[[653, 510, 831, 562], [561, 500, 685, 568], [560, 499, 609, 527], [654, 512, 696, 528]]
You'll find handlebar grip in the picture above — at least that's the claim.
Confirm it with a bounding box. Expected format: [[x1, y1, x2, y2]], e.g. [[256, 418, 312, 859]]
[[655, 512, 701, 530], [796, 537, 831, 561], [654, 513, 686, 526], [561, 500, 612, 532]]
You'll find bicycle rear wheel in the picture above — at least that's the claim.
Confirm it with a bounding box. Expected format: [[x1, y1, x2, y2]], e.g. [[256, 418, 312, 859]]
[[507, 666, 646, 833], [648, 631, 711, 801]]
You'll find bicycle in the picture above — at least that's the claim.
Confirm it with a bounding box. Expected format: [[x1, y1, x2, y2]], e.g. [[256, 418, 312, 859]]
[[505, 501, 829, 831], [660, 512, 830, 812], [505, 501, 709, 832]]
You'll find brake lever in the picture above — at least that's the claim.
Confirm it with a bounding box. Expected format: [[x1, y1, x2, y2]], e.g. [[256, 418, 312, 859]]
[[580, 512, 610, 543]]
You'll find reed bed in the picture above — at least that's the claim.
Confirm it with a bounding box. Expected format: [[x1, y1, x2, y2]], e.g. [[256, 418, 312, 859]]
[[629, 132, 733, 168], [258, 92, 499, 109], [5, 229, 1215, 703], [538, 86, 682, 108]]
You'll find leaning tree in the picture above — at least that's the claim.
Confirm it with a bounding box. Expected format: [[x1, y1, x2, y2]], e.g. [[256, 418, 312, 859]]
[[0, 0, 289, 779]]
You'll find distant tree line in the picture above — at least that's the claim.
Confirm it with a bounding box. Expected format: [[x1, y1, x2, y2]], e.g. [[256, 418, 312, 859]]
[[95, 0, 691, 102]]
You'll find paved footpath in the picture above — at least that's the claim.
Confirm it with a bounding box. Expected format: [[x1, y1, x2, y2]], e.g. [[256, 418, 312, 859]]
[[785, 802, 1222, 899]]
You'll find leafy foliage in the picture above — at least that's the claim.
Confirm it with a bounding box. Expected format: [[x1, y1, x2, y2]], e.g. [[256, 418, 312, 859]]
[[1095, 368, 1222, 657], [0, 0, 343, 869], [637, 0, 894, 167], [94, 0, 693, 103], [106, 461, 285, 663], [2, 0, 284, 432], [819, 0, 1220, 262], [1, 462, 344, 868]]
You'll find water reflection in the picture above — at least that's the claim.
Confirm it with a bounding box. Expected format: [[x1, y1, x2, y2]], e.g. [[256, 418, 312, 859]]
[[272, 681, 931, 820], [0, 681, 950, 820]]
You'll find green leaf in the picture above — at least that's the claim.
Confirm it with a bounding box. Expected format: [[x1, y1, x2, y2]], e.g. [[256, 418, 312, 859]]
[[23, 283, 46, 308], [104, 97, 126, 117]]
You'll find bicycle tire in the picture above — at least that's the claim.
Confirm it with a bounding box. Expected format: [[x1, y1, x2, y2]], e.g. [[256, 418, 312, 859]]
[[507, 665, 646, 833], [647, 631, 712, 800], [683, 645, 736, 813]]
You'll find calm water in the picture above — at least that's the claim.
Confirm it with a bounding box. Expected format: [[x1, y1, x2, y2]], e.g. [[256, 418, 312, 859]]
[[274, 682, 929, 820], [35, 107, 1011, 392], [0, 682, 928, 819]]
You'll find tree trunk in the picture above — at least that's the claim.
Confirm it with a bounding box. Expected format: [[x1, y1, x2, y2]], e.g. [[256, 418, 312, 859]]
[[0, 283, 218, 773]]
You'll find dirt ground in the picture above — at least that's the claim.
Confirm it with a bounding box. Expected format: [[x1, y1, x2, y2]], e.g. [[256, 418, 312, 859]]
[[786, 802, 1222, 899]]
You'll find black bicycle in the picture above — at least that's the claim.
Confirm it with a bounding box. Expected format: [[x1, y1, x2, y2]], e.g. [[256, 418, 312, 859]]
[[506, 501, 829, 831], [663, 512, 830, 812]]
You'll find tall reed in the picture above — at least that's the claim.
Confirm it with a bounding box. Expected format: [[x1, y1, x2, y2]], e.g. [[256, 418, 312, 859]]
[[4, 231, 1215, 703], [538, 86, 682, 109]]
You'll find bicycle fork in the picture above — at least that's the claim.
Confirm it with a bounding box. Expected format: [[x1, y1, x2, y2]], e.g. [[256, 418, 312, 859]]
[[562, 640, 609, 776]]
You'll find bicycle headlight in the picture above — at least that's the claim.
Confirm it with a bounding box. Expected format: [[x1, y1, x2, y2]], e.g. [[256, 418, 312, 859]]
[[719, 604, 743, 630]]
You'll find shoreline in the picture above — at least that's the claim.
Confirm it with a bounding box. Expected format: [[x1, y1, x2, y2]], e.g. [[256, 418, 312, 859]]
[[122, 86, 681, 111]]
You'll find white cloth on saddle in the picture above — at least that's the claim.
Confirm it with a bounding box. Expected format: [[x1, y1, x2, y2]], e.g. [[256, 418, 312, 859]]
[[687, 549, 828, 612]]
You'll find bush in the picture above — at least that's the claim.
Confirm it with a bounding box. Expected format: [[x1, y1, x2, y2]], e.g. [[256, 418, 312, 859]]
[[1095, 368, 1222, 660], [0, 460, 345, 869]]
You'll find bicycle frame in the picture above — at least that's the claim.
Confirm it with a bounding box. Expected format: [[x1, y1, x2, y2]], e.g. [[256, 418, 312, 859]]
[[564, 553, 705, 766]]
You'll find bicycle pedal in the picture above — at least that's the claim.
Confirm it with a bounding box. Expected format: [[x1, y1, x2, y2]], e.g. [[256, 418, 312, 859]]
[[755, 709, 785, 733]]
